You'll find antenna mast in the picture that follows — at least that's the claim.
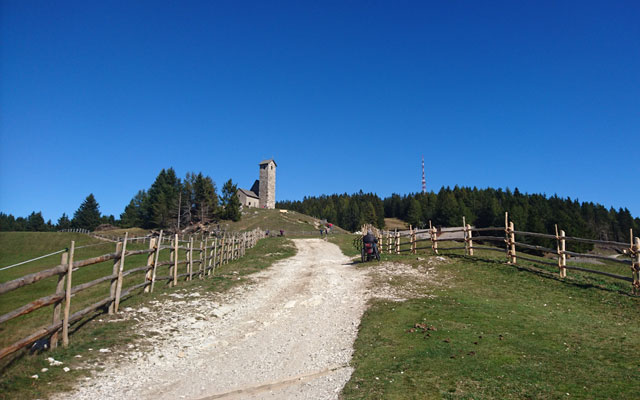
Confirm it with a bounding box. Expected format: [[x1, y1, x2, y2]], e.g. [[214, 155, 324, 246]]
[[421, 155, 426, 194]]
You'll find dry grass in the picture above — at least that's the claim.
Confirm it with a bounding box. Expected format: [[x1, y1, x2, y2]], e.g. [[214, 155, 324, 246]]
[[384, 218, 408, 230]]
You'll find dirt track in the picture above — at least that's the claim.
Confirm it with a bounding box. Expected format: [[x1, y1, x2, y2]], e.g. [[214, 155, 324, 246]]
[[58, 239, 369, 400]]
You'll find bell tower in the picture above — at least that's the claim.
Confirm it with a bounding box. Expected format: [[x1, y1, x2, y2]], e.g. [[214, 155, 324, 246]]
[[258, 159, 276, 209]]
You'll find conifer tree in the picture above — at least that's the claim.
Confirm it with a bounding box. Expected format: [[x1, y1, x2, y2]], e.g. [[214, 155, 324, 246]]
[[146, 168, 181, 228], [220, 179, 241, 222], [193, 173, 219, 223], [406, 199, 423, 227], [57, 213, 72, 230], [26, 211, 46, 231], [72, 194, 101, 230]]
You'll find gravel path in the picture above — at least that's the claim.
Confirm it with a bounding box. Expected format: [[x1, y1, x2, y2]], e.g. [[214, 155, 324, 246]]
[[57, 239, 369, 400]]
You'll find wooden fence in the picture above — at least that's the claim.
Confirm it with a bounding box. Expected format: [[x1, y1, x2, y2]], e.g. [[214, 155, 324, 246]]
[[0, 228, 264, 361], [360, 212, 640, 294]]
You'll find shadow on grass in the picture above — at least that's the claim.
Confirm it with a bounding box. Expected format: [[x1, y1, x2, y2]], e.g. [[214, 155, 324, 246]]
[[443, 252, 635, 297]]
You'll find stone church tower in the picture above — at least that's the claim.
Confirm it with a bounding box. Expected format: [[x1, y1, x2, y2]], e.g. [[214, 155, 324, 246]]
[[258, 159, 276, 209]]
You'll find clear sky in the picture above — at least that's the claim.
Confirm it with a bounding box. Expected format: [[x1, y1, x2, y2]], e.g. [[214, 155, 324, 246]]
[[1, 1, 639, 222]]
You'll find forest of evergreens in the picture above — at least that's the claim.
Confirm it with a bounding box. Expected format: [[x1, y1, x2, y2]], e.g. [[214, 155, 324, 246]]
[[3, 172, 639, 251], [277, 186, 640, 245], [0, 168, 241, 232]]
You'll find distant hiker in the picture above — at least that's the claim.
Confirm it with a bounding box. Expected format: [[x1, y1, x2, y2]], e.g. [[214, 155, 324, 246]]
[[266, 229, 270, 237], [319, 229, 324, 237], [279, 230, 284, 237]]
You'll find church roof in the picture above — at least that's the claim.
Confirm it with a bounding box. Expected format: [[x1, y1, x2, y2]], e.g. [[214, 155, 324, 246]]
[[238, 188, 259, 199], [259, 159, 277, 167]]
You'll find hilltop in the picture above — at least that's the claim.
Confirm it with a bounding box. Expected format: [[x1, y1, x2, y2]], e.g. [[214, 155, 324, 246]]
[[75, 208, 348, 240], [217, 208, 347, 234]]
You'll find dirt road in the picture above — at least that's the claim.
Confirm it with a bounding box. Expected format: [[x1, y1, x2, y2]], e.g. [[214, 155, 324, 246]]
[[59, 239, 369, 400]]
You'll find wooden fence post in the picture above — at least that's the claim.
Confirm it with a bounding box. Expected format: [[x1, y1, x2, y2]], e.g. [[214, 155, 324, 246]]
[[242, 233, 247, 256], [222, 234, 228, 265], [149, 231, 163, 293], [211, 237, 218, 275], [560, 230, 567, 277], [412, 227, 417, 254], [433, 227, 439, 254], [188, 237, 194, 281], [555, 225, 567, 278], [234, 235, 238, 259], [109, 241, 123, 314], [113, 232, 129, 313], [386, 231, 390, 254], [169, 236, 175, 286], [201, 239, 206, 278], [50, 250, 68, 349], [509, 222, 516, 264], [230, 234, 234, 261], [395, 229, 399, 254], [144, 237, 156, 292], [173, 234, 179, 286], [62, 241, 75, 347], [463, 217, 468, 255], [408, 225, 413, 254], [504, 212, 510, 263], [633, 237, 640, 294], [467, 224, 474, 256], [428, 221, 433, 254]]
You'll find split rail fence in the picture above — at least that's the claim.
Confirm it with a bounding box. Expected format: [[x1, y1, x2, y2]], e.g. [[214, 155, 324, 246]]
[[360, 212, 640, 294], [0, 228, 263, 361]]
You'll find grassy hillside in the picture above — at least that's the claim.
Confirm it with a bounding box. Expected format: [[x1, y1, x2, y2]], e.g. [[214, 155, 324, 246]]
[[384, 218, 408, 230], [91, 227, 149, 239], [0, 235, 296, 400], [218, 208, 348, 234], [0, 232, 166, 352], [342, 249, 640, 399], [0, 232, 105, 275]]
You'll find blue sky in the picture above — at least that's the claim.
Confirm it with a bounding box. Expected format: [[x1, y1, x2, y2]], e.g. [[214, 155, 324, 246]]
[[1, 1, 639, 221]]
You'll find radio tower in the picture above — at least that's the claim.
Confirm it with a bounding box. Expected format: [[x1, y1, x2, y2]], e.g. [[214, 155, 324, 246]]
[[421, 156, 426, 194]]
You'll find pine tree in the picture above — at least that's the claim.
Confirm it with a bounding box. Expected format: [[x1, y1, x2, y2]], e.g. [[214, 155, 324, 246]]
[[146, 168, 181, 228], [57, 213, 72, 230], [120, 190, 148, 228], [72, 194, 102, 230], [26, 211, 46, 231], [220, 179, 241, 222], [0, 213, 17, 231], [343, 200, 361, 231], [193, 173, 219, 223], [406, 199, 423, 227], [363, 202, 378, 225]]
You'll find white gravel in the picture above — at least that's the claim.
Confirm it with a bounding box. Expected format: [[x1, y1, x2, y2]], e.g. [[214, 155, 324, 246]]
[[55, 239, 369, 400]]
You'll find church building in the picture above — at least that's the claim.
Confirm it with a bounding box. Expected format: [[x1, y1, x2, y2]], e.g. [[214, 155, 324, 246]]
[[238, 159, 276, 209]]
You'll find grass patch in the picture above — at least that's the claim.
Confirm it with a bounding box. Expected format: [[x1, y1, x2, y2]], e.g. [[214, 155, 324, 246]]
[[1, 233, 161, 351], [328, 234, 360, 258], [0, 236, 295, 400], [384, 218, 408, 230], [91, 227, 149, 239], [343, 251, 640, 399]]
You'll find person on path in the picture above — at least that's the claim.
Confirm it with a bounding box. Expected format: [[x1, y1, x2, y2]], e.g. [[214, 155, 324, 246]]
[[363, 229, 378, 255]]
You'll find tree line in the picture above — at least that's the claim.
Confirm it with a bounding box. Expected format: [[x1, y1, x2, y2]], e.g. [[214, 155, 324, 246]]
[[0, 168, 241, 232], [278, 186, 640, 251], [277, 192, 385, 232]]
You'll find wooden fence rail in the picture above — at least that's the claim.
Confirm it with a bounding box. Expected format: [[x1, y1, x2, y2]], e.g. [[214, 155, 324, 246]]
[[361, 212, 640, 294], [0, 228, 264, 361]]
